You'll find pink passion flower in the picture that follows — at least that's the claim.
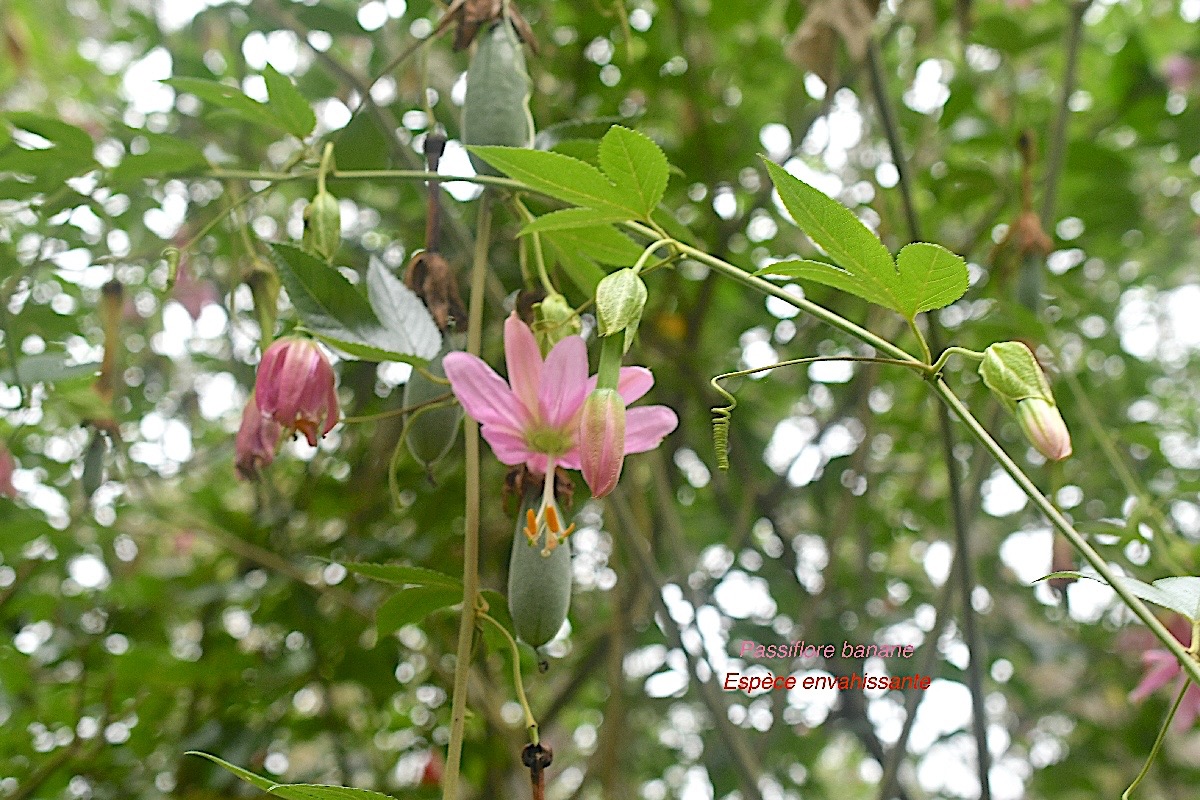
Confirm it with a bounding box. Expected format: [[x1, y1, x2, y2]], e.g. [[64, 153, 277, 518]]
[[443, 313, 677, 544], [254, 336, 340, 447], [1128, 615, 1200, 731]]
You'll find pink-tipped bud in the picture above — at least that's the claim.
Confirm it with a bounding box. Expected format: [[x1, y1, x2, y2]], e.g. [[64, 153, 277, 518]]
[[579, 388, 626, 498], [0, 443, 17, 499], [1016, 397, 1072, 461], [235, 393, 282, 480], [254, 337, 339, 446]]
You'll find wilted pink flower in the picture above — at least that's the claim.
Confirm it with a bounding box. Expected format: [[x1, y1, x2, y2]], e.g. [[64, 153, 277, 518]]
[[235, 393, 282, 480], [443, 314, 677, 545], [172, 262, 220, 321], [1129, 615, 1200, 731], [254, 337, 340, 446], [1016, 397, 1072, 461], [579, 388, 626, 499], [0, 443, 17, 499]]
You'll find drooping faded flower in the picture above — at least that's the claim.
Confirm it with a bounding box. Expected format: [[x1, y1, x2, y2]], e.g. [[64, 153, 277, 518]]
[[443, 313, 677, 547], [1128, 615, 1200, 731], [235, 393, 282, 480], [254, 336, 340, 446]]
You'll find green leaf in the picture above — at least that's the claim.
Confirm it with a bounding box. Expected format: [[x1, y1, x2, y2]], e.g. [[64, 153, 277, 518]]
[[110, 135, 208, 184], [186, 752, 276, 792], [0, 113, 96, 190], [271, 244, 439, 364], [344, 562, 462, 589], [893, 242, 969, 317], [542, 225, 644, 267], [164, 77, 283, 131], [262, 65, 316, 138], [376, 586, 462, 637], [0, 353, 99, 385], [762, 161, 969, 319], [364, 260, 441, 361], [187, 752, 398, 800], [521, 207, 629, 234], [1036, 573, 1200, 622], [468, 145, 638, 217], [543, 235, 606, 297], [597, 125, 669, 217]]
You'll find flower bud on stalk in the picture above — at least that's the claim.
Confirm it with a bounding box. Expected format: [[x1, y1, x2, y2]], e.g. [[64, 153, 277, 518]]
[[1015, 397, 1072, 461], [979, 341, 1072, 461], [254, 337, 339, 446], [579, 388, 625, 499]]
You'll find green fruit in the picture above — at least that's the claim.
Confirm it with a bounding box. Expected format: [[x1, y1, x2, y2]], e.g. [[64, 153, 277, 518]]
[[403, 340, 463, 468], [462, 19, 535, 176], [508, 486, 572, 648]]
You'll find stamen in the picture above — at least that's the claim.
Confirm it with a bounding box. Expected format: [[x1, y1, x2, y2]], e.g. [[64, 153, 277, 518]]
[[545, 504, 561, 533], [524, 509, 539, 545]]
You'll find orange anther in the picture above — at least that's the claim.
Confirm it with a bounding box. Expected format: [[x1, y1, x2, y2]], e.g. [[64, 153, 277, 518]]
[[524, 508, 538, 543], [545, 504, 562, 533]]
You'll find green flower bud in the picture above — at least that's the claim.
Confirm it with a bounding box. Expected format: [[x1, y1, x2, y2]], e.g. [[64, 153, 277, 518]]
[[302, 190, 341, 262], [532, 293, 582, 354]]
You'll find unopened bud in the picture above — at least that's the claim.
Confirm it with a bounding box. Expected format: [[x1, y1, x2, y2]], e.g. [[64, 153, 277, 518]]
[[532, 293, 582, 354], [579, 388, 626, 498], [1016, 397, 1072, 461], [302, 190, 341, 262]]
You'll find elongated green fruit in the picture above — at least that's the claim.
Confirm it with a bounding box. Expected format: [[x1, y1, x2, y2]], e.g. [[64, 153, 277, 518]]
[[508, 485, 572, 647], [404, 338, 463, 468], [462, 19, 535, 176]]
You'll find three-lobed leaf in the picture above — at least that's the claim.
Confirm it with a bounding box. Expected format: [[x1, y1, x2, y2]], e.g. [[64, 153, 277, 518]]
[[761, 159, 969, 319], [471, 125, 670, 221]]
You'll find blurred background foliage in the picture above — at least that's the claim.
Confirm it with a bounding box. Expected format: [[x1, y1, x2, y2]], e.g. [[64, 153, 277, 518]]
[[2, 0, 1200, 799]]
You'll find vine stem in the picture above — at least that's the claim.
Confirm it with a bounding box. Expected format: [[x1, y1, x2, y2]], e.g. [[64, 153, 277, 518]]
[[442, 191, 492, 800], [651, 220, 1200, 689], [479, 612, 539, 746], [1122, 678, 1189, 800]]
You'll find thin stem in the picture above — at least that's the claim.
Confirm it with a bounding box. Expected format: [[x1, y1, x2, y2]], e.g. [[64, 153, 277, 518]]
[[866, 39, 922, 240], [1041, 1, 1093, 228], [907, 317, 932, 364], [531, 231, 554, 295], [632, 237, 674, 273], [479, 612, 539, 745], [344, 391, 453, 424], [318, 141, 333, 195], [930, 346, 986, 376], [1122, 679, 1189, 800], [442, 191, 492, 800]]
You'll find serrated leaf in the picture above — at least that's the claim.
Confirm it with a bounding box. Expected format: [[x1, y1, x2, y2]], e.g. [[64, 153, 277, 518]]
[[893, 242, 969, 317], [271, 244, 438, 364], [521, 207, 628, 234], [164, 77, 283, 131], [468, 146, 638, 217], [262, 65, 316, 138], [597, 125, 669, 217], [364, 260, 440, 361], [543, 225, 644, 267], [376, 586, 462, 637], [187, 752, 397, 800], [344, 562, 462, 589], [110, 135, 208, 184], [543, 235, 606, 297], [763, 160, 970, 319]]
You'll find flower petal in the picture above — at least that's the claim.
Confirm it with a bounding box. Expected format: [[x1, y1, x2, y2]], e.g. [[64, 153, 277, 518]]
[[538, 335, 588, 429], [586, 366, 655, 404], [1130, 651, 1180, 702], [622, 405, 679, 453], [444, 352, 529, 433], [1175, 682, 1200, 731], [479, 425, 535, 466], [504, 313, 542, 418]]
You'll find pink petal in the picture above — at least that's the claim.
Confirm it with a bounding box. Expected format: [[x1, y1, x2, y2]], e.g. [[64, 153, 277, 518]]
[[1130, 651, 1180, 702], [504, 313, 543, 419], [622, 406, 679, 454], [585, 367, 655, 404], [557, 448, 581, 471], [538, 335, 588, 429], [444, 352, 529, 435], [1176, 682, 1200, 731], [479, 426, 535, 466]]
